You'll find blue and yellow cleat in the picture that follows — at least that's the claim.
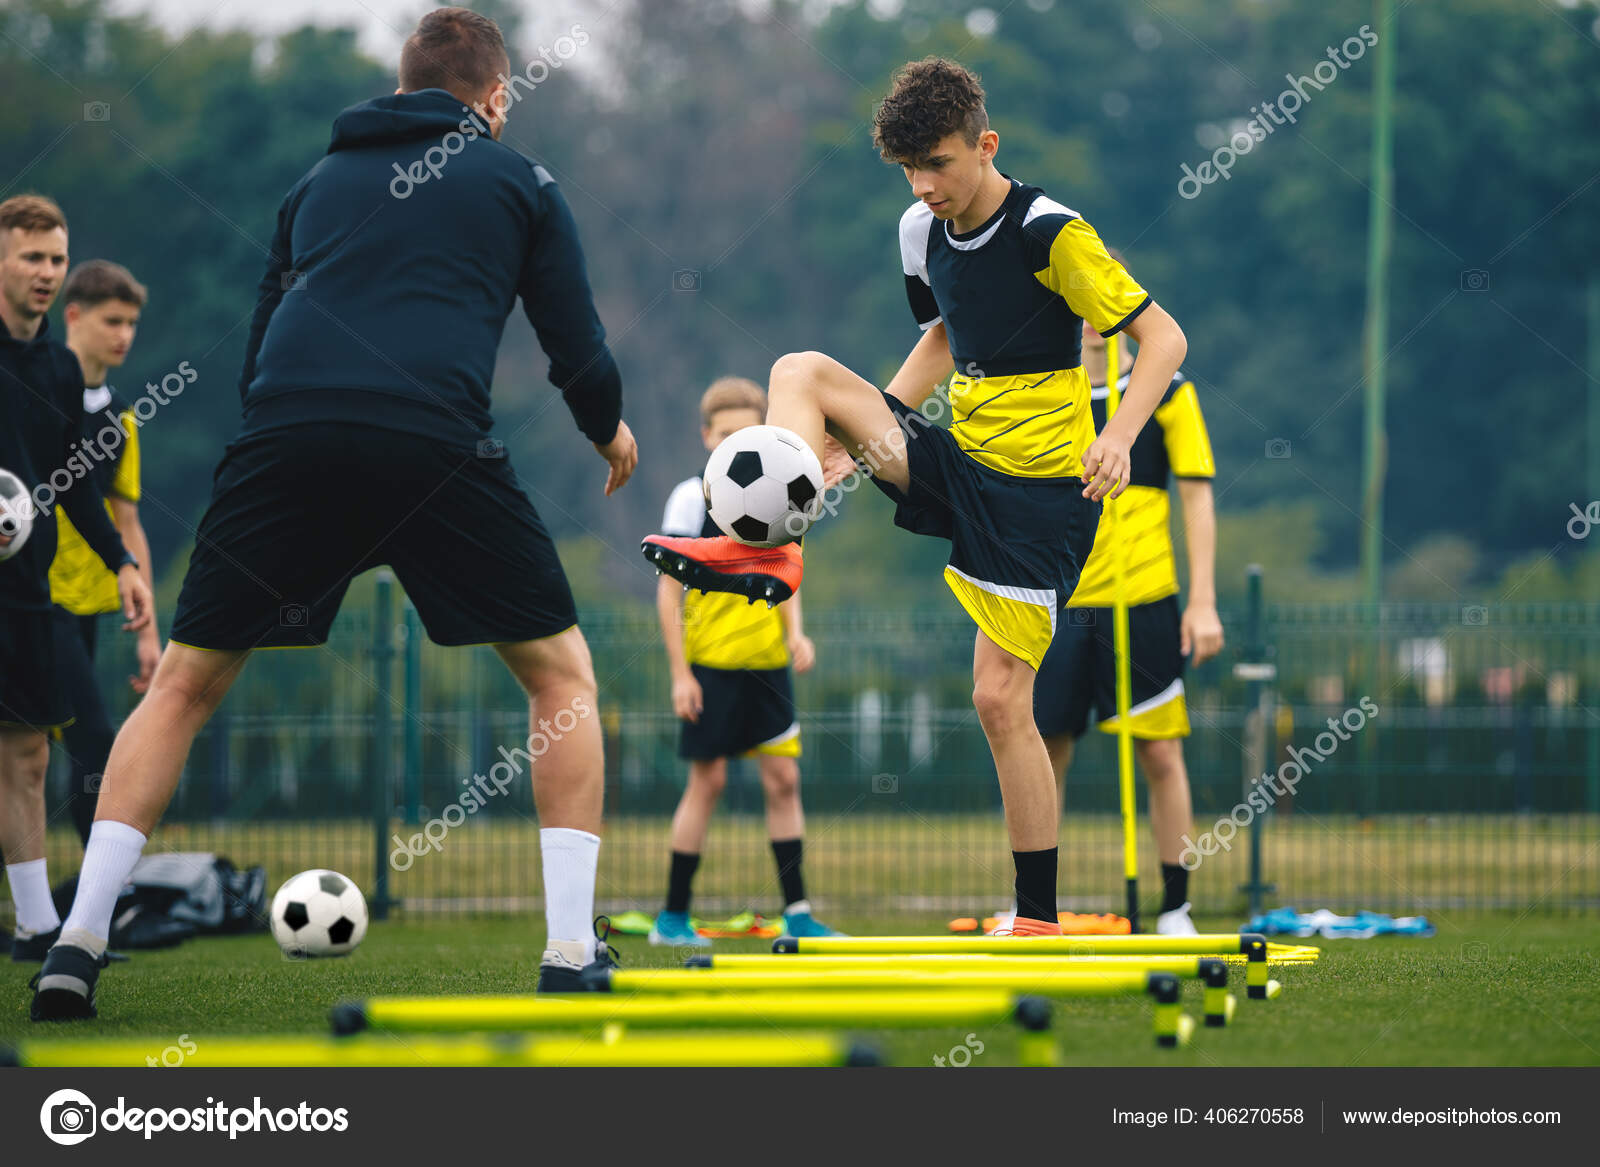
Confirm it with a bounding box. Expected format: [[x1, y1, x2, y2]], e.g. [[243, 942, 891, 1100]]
[[648, 910, 711, 949], [780, 902, 845, 939]]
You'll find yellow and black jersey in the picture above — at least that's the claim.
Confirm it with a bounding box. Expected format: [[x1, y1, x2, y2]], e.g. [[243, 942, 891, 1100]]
[[661, 476, 789, 671], [1069, 369, 1215, 608], [900, 178, 1150, 479], [50, 386, 141, 616]]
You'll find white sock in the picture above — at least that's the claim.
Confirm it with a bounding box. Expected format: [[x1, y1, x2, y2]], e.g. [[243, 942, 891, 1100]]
[[6, 858, 61, 936], [61, 820, 147, 944], [541, 827, 600, 961]]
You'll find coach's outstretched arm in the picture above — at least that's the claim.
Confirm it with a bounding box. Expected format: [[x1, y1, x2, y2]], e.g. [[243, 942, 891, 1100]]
[[518, 171, 636, 494]]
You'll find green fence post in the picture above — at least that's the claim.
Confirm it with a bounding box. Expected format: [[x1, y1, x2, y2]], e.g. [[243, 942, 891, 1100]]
[[403, 601, 422, 825], [371, 570, 395, 921], [1234, 565, 1277, 917]]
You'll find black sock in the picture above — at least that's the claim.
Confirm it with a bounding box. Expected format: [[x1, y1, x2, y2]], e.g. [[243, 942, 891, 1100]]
[[771, 837, 806, 908], [665, 851, 700, 915], [1161, 863, 1189, 913], [1012, 847, 1057, 924]]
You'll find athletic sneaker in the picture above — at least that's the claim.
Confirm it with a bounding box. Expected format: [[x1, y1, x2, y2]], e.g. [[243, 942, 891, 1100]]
[[1155, 902, 1199, 936], [536, 917, 621, 993], [780, 902, 845, 939], [10, 926, 60, 963], [641, 534, 802, 605], [29, 942, 110, 1021], [997, 916, 1064, 937], [648, 909, 710, 949]]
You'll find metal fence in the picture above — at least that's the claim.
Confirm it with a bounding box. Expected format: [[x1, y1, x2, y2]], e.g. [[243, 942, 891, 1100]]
[[29, 580, 1600, 922]]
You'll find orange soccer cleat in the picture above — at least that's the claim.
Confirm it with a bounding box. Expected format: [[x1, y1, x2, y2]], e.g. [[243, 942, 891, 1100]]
[[641, 534, 804, 606], [996, 915, 1064, 937]]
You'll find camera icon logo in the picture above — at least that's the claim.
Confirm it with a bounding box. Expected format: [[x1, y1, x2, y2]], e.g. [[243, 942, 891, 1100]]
[[281, 270, 308, 293], [1459, 269, 1490, 293], [672, 269, 702, 292], [279, 603, 309, 628], [84, 772, 104, 794], [477, 438, 506, 459], [1461, 605, 1488, 627], [40, 1088, 97, 1145], [1069, 608, 1096, 626], [1265, 438, 1292, 459], [871, 773, 898, 794], [83, 102, 111, 122]]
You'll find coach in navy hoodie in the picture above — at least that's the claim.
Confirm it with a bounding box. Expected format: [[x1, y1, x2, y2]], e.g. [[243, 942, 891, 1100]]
[[32, 8, 637, 1023]]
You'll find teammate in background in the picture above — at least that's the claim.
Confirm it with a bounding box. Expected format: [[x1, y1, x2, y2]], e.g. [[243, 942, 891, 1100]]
[[31, 8, 636, 1021], [645, 59, 1188, 935], [51, 260, 162, 849], [1029, 248, 1223, 936], [650, 377, 840, 947], [0, 195, 153, 964]]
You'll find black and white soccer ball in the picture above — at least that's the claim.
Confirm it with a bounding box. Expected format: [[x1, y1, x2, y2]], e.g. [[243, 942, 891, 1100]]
[[270, 869, 368, 958], [703, 424, 824, 547], [0, 467, 34, 562]]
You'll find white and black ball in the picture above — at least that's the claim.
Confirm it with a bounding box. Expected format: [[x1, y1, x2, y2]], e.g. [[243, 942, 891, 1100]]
[[703, 424, 824, 547], [0, 468, 34, 562], [270, 869, 368, 958]]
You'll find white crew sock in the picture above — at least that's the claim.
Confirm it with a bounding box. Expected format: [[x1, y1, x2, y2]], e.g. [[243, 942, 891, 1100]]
[[6, 858, 61, 936], [541, 827, 600, 961], [61, 820, 147, 944]]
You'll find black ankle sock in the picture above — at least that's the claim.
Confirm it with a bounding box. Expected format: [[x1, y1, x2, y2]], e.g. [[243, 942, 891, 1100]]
[[665, 851, 700, 915], [771, 837, 806, 908], [1160, 863, 1189, 913], [1012, 847, 1058, 923]]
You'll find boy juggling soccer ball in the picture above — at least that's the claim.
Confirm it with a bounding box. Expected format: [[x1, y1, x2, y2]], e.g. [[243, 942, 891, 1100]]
[[646, 59, 1187, 935], [651, 377, 840, 947], [1021, 254, 1223, 937]]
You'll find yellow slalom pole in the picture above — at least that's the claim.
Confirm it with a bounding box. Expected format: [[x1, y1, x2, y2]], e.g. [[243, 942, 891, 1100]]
[[601, 966, 1150, 999], [703, 951, 1316, 969], [338, 989, 1047, 1036], [1103, 333, 1141, 932], [6, 1032, 873, 1068]]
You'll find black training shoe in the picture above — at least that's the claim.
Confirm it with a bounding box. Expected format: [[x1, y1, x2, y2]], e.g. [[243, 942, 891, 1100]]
[[536, 916, 621, 994], [29, 944, 107, 1022], [10, 926, 61, 963]]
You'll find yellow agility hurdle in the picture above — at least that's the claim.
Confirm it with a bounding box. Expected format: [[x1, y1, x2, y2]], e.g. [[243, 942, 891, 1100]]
[[3, 1031, 879, 1068], [773, 932, 1284, 999]]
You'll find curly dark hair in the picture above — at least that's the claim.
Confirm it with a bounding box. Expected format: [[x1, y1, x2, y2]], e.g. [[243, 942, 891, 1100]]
[[872, 58, 989, 163]]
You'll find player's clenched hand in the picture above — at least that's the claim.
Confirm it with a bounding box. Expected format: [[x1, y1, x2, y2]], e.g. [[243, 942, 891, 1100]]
[[1080, 431, 1132, 501], [671, 668, 703, 723], [595, 419, 638, 496], [131, 630, 161, 694], [788, 634, 816, 674], [118, 564, 153, 632], [1181, 603, 1224, 667]]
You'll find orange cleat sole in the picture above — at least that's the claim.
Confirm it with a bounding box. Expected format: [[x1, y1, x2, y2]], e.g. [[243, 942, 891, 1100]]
[[641, 534, 803, 606]]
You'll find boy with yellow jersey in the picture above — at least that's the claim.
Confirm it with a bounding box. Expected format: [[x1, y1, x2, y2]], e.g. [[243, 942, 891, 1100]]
[[50, 260, 161, 850], [1029, 261, 1223, 935], [645, 59, 1189, 935], [650, 378, 839, 946]]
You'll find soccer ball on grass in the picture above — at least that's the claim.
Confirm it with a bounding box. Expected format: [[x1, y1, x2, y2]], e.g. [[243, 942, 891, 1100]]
[[270, 869, 368, 958]]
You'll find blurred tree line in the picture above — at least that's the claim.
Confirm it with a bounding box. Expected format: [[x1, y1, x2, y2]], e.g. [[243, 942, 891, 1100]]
[[3, 0, 1596, 618]]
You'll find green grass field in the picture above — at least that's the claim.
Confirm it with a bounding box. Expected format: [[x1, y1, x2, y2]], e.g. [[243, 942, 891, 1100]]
[[4, 912, 1598, 1066]]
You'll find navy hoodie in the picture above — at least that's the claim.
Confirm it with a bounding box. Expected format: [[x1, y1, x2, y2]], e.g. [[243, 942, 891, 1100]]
[[237, 88, 622, 446]]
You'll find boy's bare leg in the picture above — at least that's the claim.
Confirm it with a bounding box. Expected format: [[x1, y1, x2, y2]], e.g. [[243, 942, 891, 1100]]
[[0, 729, 51, 866], [1043, 732, 1076, 810], [668, 759, 727, 853], [758, 754, 803, 840], [1135, 737, 1193, 868], [972, 632, 1056, 850], [766, 351, 912, 494]]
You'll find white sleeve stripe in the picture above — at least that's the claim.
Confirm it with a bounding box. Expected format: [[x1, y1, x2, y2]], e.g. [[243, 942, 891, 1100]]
[[1021, 193, 1079, 226], [918, 316, 943, 331], [899, 201, 936, 283], [660, 477, 706, 535]]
